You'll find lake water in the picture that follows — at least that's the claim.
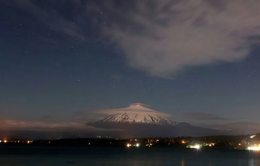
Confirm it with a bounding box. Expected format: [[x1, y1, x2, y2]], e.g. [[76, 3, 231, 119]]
[[0, 146, 260, 166]]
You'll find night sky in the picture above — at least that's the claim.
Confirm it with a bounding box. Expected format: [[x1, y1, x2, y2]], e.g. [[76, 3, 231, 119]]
[[1, 0, 260, 134]]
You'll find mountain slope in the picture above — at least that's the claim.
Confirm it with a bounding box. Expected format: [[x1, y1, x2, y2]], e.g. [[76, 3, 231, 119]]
[[87, 104, 230, 137], [93, 112, 178, 126]]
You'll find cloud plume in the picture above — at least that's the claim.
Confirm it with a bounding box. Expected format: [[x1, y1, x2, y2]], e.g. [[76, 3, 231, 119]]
[[184, 112, 227, 120]]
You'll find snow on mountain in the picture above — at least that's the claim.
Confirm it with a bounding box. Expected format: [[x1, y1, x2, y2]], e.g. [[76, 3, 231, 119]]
[[89, 104, 178, 126], [87, 104, 230, 137], [96, 112, 178, 125]]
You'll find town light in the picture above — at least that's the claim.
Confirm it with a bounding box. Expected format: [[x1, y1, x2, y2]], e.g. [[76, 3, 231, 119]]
[[247, 146, 260, 151], [189, 144, 201, 149], [250, 135, 256, 139]]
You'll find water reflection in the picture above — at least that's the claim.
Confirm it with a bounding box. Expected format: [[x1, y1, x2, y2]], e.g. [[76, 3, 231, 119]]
[[249, 157, 260, 166], [3, 148, 260, 166], [181, 159, 185, 166], [248, 152, 260, 166], [249, 158, 255, 166], [208, 160, 211, 166]]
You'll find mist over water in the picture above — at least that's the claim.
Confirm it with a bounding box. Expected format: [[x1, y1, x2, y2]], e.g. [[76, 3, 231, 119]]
[[0, 146, 260, 166]]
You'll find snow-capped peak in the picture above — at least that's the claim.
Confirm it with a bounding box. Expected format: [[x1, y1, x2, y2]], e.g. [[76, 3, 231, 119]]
[[92, 104, 178, 126]]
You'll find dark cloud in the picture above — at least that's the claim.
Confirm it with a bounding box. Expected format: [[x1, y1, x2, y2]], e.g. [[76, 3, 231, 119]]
[[0, 119, 123, 132], [206, 122, 260, 134], [0, 119, 86, 131], [184, 112, 227, 120]]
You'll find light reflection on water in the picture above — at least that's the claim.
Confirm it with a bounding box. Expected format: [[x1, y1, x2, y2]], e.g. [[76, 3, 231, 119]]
[[182, 159, 185, 166], [1, 147, 260, 166], [249, 152, 260, 166], [249, 158, 255, 166]]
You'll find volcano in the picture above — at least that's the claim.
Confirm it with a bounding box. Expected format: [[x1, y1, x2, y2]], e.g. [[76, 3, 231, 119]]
[[91, 104, 178, 126], [87, 104, 229, 137]]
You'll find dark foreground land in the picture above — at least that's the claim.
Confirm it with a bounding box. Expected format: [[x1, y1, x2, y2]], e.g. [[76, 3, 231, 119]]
[[2, 133, 260, 150]]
